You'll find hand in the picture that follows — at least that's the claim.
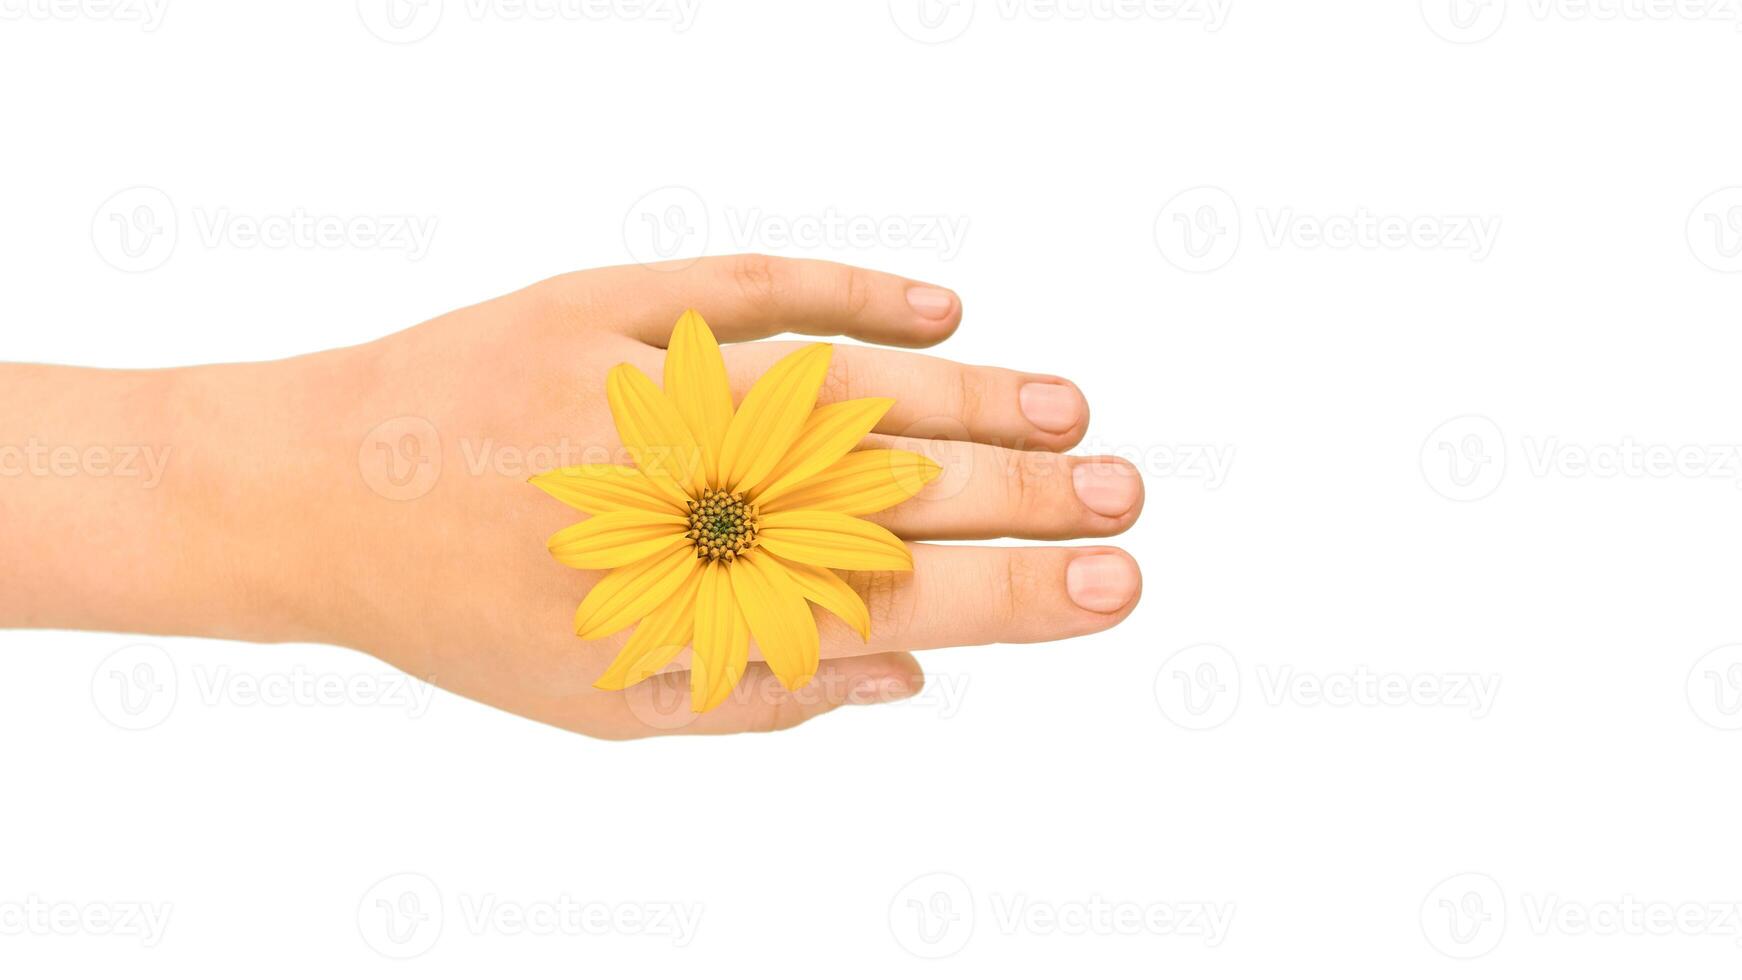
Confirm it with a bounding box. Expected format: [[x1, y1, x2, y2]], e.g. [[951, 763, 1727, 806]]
[[1, 256, 1144, 738]]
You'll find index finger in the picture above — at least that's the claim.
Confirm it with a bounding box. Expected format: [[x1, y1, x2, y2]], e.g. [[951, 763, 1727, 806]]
[[559, 254, 963, 347]]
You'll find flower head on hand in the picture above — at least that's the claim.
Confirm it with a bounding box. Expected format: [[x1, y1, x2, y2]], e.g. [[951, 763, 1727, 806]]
[[531, 310, 941, 712]]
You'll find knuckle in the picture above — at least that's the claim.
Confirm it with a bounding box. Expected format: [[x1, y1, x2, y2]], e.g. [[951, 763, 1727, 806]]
[[728, 253, 785, 313], [816, 351, 855, 405], [952, 366, 989, 430], [999, 551, 1041, 632], [836, 264, 874, 319], [854, 569, 908, 638]]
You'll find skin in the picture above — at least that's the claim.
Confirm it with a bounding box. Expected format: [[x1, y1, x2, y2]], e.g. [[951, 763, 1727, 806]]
[[0, 255, 1144, 738]]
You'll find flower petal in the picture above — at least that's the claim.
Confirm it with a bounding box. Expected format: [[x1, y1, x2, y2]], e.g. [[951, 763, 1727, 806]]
[[663, 310, 734, 486], [690, 561, 750, 713], [573, 542, 700, 640], [530, 464, 684, 515], [607, 363, 706, 498], [593, 569, 702, 691], [759, 449, 941, 515], [547, 510, 689, 570], [717, 343, 832, 492], [769, 554, 871, 640], [757, 510, 915, 571], [750, 397, 893, 503], [731, 552, 820, 691]]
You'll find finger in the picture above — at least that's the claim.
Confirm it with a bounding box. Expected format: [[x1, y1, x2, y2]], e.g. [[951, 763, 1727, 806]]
[[856, 436, 1144, 540], [818, 545, 1141, 656], [573, 255, 962, 347], [720, 343, 1091, 451], [608, 651, 924, 737]]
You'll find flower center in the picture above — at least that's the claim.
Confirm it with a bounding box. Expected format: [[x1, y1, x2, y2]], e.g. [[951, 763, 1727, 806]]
[[686, 488, 758, 563]]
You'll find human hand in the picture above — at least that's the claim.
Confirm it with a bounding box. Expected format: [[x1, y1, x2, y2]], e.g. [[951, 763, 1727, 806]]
[[3, 256, 1144, 739]]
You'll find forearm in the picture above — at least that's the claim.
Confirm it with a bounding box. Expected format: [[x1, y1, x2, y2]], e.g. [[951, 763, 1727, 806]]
[[0, 356, 350, 643]]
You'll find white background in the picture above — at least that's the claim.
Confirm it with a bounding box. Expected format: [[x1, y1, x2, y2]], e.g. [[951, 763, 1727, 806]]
[[3, 0, 1742, 975]]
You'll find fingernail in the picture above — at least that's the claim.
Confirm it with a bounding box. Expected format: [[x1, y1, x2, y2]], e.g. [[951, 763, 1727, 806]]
[[905, 286, 956, 319], [1072, 461, 1141, 518], [1066, 553, 1140, 613], [1019, 382, 1081, 434]]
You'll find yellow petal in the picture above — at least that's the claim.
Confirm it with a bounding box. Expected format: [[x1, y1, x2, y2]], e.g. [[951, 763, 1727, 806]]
[[690, 561, 750, 713], [757, 510, 915, 571], [593, 569, 702, 690], [750, 397, 894, 503], [730, 552, 820, 691], [759, 449, 941, 515], [769, 554, 871, 640], [717, 344, 832, 492], [530, 464, 683, 516], [547, 510, 689, 570], [574, 542, 700, 640], [607, 363, 706, 498], [663, 310, 734, 486]]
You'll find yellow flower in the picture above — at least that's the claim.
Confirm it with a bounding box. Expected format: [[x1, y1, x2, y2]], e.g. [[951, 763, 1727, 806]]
[[531, 310, 942, 713]]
